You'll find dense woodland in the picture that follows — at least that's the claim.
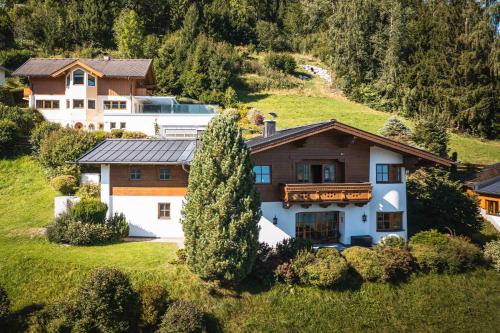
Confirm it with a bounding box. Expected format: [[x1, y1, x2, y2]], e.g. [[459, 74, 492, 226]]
[[0, 0, 498, 138]]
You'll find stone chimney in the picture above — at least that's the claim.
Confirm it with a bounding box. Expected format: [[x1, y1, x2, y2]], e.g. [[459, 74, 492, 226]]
[[103, 54, 110, 61], [263, 120, 276, 138]]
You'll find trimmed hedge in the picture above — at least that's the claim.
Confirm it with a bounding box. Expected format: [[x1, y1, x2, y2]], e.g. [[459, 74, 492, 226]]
[[70, 199, 108, 224], [50, 175, 78, 195], [376, 246, 414, 282], [298, 248, 349, 288], [157, 300, 205, 333], [343, 246, 384, 282]]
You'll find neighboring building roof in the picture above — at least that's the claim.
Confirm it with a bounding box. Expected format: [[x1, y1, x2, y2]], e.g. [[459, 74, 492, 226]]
[[247, 120, 452, 166], [467, 163, 500, 185], [77, 139, 196, 165], [12, 58, 153, 78], [476, 177, 500, 196]]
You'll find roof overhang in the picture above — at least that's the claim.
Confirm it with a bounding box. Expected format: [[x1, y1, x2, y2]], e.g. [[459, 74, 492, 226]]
[[51, 60, 104, 78], [249, 120, 452, 167]]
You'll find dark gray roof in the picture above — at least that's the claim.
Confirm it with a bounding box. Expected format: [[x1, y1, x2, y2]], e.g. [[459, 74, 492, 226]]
[[13, 58, 152, 78], [77, 139, 196, 164], [246, 121, 332, 148], [476, 176, 500, 196]]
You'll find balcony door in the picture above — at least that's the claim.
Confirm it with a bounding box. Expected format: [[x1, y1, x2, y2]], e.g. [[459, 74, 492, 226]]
[[296, 162, 338, 183], [296, 211, 339, 243]]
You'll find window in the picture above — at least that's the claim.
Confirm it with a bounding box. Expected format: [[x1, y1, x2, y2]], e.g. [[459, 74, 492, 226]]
[[35, 100, 60, 109], [66, 99, 70, 108], [376, 164, 402, 183], [110, 122, 116, 129], [253, 165, 271, 184], [73, 99, 84, 109], [296, 163, 310, 182], [73, 69, 84, 85], [130, 168, 141, 180], [158, 203, 171, 219], [104, 100, 127, 110], [159, 168, 171, 181], [120, 122, 126, 129], [486, 200, 499, 216], [296, 212, 339, 243], [163, 128, 199, 139], [323, 164, 335, 182], [88, 99, 95, 109], [87, 74, 96, 87], [376, 212, 403, 231], [66, 75, 70, 87]]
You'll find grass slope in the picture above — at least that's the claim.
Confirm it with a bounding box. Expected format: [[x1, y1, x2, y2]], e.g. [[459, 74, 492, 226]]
[[240, 73, 500, 165], [1, 156, 500, 332]]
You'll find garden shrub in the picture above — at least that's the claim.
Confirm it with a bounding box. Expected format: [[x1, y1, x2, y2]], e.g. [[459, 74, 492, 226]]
[[65, 221, 115, 245], [289, 249, 316, 282], [302, 248, 349, 288], [409, 230, 449, 246], [376, 246, 415, 282], [484, 240, 500, 272], [0, 119, 19, 156], [343, 246, 384, 282], [0, 285, 10, 324], [410, 243, 447, 273], [46, 212, 72, 244], [27, 300, 78, 332], [74, 268, 140, 332], [29, 121, 61, 153], [175, 248, 187, 264], [274, 262, 296, 284], [139, 284, 170, 331], [76, 183, 100, 199], [379, 235, 406, 248], [106, 212, 129, 239], [111, 128, 125, 138], [50, 175, 78, 195], [0, 104, 43, 137], [0, 85, 14, 105], [251, 242, 282, 284], [157, 300, 205, 333], [276, 237, 312, 263], [122, 131, 147, 139], [70, 199, 108, 224], [441, 236, 482, 273]]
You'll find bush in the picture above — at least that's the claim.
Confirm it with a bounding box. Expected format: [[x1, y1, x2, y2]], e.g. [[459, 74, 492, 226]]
[[70, 199, 108, 224], [46, 212, 73, 244], [0, 86, 14, 106], [0, 119, 19, 156], [409, 229, 450, 246], [276, 237, 312, 263], [74, 268, 139, 332], [484, 240, 500, 272], [264, 53, 297, 74], [139, 284, 170, 331], [76, 183, 100, 199], [122, 131, 147, 139], [0, 104, 43, 137], [65, 221, 115, 245], [251, 243, 281, 284], [29, 121, 61, 153], [106, 212, 129, 239], [111, 128, 125, 138], [0, 285, 10, 324], [27, 300, 78, 332], [441, 236, 482, 273], [157, 300, 205, 333], [274, 262, 296, 284], [343, 246, 384, 282], [0, 48, 33, 70], [302, 248, 349, 288], [376, 246, 415, 282], [50, 175, 78, 195], [379, 235, 406, 248]]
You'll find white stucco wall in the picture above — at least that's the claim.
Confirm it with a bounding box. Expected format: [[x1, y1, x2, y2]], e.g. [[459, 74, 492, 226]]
[[34, 94, 87, 126], [480, 208, 500, 232], [110, 195, 185, 237], [54, 196, 80, 217]]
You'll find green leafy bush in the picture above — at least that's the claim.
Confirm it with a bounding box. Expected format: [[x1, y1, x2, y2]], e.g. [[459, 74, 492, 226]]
[[111, 129, 125, 138], [122, 131, 148, 139], [157, 300, 205, 333], [343, 246, 384, 282], [106, 212, 129, 239], [139, 284, 170, 331], [29, 121, 61, 153], [484, 240, 500, 272], [27, 300, 78, 332], [46, 212, 72, 244], [376, 246, 415, 282], [276, 237, 312, 263], [0, 104, 43, 137], [409, 230, 450, 246], [65, 221, 115, 245], [50, 175, 78, 195], [0, 285, 10, 324], [0, 86, 14, 106], [441, 236, 482, 273], [0, 48, 33, 70], [70, 199, 108, 224], [379, 235, 406, 248], [0, 119, 19, 156], [76, 183, 100, 199], [302, 248, 349, 288], [264, 53, 296, 74], [274, 261, 296, 284]]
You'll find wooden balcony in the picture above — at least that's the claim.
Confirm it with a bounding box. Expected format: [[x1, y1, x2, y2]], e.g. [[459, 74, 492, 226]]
[[23, 87, 32, 100], [281, 183, 372, 208]]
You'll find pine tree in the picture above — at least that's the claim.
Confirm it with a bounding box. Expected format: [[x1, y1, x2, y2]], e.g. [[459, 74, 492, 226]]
[[412, 117, 449, 158], [182, 115, 261, 283], [114, 9, 145, 59], [380, 116, 411, 142]]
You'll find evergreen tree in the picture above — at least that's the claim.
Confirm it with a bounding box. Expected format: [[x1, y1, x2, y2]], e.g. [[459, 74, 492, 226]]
[[412, 117, 449, 158], [0, 7, 14, 49], [379, 116, 411, 142], [114, 9, 145, 58], [182, 115, 261, 283]]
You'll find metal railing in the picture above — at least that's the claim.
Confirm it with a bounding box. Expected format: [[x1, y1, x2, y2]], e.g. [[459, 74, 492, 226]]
[[135, 104, 217, 114]]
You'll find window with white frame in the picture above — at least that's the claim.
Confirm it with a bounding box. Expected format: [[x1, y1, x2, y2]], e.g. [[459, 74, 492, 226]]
[[159, 168, 171, 181], [73, 69, 84, 85], [87, 74, 96, 87], [130, 168, 141, 180], [158, 203, 171, 219]]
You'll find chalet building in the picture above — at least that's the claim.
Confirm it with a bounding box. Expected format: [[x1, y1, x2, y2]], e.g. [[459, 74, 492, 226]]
[[12, 57, 215, 137], [76, 119, 451, 246], [466, 163, 500, 230]]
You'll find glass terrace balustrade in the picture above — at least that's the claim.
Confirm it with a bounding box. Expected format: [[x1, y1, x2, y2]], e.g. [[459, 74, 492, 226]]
[[135, 104, 217, 114]]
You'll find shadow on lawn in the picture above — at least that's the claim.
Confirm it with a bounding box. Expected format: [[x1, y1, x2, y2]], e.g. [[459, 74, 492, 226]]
[[4, 303, 44, 333]]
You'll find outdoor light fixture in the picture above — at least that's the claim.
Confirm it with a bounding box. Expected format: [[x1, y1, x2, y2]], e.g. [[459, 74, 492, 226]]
[[273, 216, 278, 225], [362, 213, 367, 223]]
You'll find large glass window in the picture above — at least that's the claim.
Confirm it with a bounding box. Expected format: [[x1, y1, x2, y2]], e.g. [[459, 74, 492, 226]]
[[73, 69, 84, 85], [253, 165, 271, 184], [376, 164, 402, 183], [35, 100, 60, 109], [158, 203, 171, 219], [296, 163, 310, 182], [130, 168, 141, 180], [87, 74, 96, 86], [486, 200, 499, 216], [296, 212, 339, 243], [104, 100, 127, 110], [376, 212, 403, 231], [73, 99, 84, 109]]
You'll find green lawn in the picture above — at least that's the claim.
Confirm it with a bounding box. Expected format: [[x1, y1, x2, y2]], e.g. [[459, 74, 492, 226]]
[[239, 78, 500, 165], [1, 156, 500, 332]]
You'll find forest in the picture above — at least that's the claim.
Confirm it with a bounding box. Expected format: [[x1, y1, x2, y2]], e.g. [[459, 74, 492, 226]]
[[0, 0, 498, 139]]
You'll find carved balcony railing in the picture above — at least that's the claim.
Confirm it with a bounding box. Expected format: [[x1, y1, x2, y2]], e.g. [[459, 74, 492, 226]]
[[281, 183, 372, 208]]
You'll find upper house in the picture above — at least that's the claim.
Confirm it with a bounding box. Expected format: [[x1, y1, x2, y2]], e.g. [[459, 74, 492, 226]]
[[12, 57, 216, 137]]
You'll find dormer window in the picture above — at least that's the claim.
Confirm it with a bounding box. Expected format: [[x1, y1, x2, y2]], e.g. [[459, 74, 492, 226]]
[[88, 74, 96, 86], [73, 69, 84, 85]]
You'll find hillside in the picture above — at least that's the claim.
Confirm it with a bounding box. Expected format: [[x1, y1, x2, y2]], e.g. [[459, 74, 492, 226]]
[[239, 58, 500, 166]]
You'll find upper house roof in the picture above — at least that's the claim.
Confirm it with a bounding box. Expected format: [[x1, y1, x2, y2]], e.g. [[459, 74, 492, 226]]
[[247, 119, 452, 166], [466, 163, 500, 196], [12, 58, 153, 79]]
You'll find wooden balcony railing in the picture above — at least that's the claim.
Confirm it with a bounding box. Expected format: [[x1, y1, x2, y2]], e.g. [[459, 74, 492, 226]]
[[23, 87, 32, 99], [281, 183, 372, 208]]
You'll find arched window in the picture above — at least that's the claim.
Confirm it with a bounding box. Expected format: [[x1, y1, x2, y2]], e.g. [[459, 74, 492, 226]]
[[73, 69, 84, 85]]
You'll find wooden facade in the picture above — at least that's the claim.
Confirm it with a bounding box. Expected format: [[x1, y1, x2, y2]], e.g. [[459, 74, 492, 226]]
[[251, 130, 371, 202], [30, 77, 65, 95]]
